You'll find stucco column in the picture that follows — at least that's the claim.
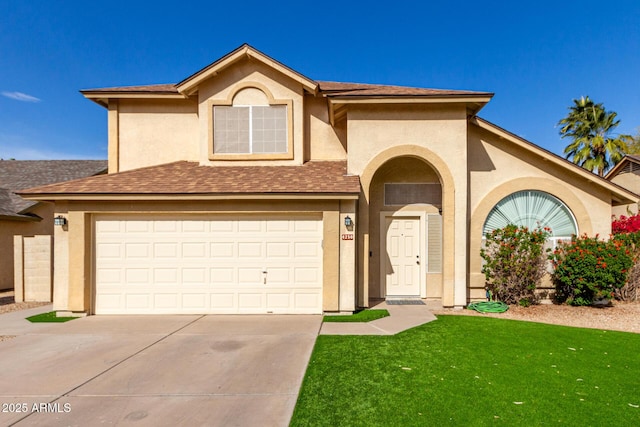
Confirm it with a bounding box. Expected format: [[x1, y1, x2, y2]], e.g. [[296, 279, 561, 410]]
[[339, 200, 356, 312], [453, 183, 468, 307], [67, 211, 90, 312]]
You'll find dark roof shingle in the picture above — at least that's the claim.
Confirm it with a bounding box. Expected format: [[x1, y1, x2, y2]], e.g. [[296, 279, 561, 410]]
[[19, 161, 360, 197], [317, 81, 492, 97], [0, 160, 107, 219]]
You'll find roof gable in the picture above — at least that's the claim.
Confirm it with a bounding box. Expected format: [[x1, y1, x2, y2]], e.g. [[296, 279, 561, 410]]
[[176, 44, 318, 96], [605, 155, 640, 180]]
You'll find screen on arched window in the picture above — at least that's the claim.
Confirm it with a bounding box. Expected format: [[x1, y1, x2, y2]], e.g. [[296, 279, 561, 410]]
[[483, 190, 577, 238]]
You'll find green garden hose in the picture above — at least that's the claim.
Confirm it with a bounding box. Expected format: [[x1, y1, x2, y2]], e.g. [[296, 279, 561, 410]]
[[467, 301, 509, 313]]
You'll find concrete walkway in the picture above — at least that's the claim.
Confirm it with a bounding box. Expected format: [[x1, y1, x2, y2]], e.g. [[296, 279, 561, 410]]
[[319, 300, 439, 335], [0, 309, 321, 427]]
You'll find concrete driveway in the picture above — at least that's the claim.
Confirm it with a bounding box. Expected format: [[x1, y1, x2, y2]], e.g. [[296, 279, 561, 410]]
[[0, 306, 321, 426]]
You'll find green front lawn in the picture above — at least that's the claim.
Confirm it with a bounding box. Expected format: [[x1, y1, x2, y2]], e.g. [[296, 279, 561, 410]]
[[292, 315, 640, 426]]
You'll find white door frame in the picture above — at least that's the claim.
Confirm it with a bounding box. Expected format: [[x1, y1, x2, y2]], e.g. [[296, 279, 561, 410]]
[[379, 211, 427, 298]]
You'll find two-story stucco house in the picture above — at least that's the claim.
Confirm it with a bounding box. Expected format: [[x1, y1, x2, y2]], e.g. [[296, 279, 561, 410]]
[[20, 44, 637, 315]]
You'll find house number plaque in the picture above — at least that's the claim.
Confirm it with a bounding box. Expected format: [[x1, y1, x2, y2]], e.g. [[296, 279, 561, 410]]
[[341, 234, 354, 240]]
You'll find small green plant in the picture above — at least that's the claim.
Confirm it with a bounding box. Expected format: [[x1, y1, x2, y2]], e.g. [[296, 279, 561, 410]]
[[480, 224, 550, 305], [550, 234, 633, 305], [26, 311, 77, 323], [323, 309, 389, 323]]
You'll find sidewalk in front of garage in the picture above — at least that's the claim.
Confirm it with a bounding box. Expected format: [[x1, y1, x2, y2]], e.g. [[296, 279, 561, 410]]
[[319, 300, 440, 335]]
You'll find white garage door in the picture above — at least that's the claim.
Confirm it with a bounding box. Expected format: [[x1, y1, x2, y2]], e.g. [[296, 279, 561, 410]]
[[94, 215, 323, 314]]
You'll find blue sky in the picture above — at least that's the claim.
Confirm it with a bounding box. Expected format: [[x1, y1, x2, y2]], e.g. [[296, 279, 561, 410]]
[[1, 1, 638, 160]]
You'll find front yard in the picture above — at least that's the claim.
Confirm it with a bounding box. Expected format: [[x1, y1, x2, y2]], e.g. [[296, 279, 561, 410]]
[[291, 315, 640, 426]]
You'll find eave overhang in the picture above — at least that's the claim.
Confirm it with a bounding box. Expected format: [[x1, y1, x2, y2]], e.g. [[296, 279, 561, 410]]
[[19, 193, 360, 202], [327, 95, 493, 126]]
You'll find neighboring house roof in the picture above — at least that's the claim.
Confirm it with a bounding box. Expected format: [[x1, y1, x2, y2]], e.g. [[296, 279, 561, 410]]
[[604, 154, 640, 180], [0, 160, 107, 220], [18, 161, 360, 200]]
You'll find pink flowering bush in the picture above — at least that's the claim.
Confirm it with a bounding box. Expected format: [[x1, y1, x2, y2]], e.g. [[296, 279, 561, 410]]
[[612, 213, 640, 234]]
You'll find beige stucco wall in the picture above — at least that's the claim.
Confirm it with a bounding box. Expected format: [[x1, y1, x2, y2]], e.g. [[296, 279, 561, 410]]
[[347, 104, 468, 307], [54, 198, 352, 314], [0, 203, 53, 290], [610, 172, 640, 216], [117, 99, 199, 172], [467, 123, 615, 300], [304, 95, 347, 161]]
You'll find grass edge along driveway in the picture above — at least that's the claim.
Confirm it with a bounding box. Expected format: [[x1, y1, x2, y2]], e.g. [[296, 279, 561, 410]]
[[291, 315, 640, 426]]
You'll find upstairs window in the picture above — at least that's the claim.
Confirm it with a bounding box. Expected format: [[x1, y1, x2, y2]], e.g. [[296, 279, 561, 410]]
[[213, 105, 287, 154]]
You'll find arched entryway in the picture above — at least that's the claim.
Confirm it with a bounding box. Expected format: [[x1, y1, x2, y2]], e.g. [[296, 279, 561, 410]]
[[369, 156, 443, 299]]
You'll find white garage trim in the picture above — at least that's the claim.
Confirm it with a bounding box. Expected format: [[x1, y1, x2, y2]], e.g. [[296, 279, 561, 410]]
[[94, 214, 323, 314]]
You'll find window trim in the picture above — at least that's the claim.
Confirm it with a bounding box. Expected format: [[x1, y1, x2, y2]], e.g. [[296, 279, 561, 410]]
[[208, 82, 294, 160]]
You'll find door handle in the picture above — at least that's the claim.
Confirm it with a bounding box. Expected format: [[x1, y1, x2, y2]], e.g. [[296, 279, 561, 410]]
[[416, 255, 420, 265]]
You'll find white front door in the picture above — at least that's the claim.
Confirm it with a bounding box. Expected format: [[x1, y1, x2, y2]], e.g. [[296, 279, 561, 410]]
[[384, 217, 421, 297]]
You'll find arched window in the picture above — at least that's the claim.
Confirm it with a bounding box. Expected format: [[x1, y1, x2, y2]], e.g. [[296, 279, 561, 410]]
[[483, 190, 577, 248]]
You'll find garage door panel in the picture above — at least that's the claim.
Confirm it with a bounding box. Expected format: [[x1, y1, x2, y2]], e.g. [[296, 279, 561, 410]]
[[125, 268, 149, 283], [182, 242, 206, 258], [238, 220, 262, 232], [125, 221, 149, 233], [294, 242, 319, 257], [97, 268, 121, 284], [238, 268, 262, 284], [182, 268, 206, 283], [267, 293, 290, 308], [210, 293, 235, 309], [238, 242, 263, 258], [125, 243, 149, 258], [95, 215, 322, 314], [294, 294, 321, 310], [211, 242, 234, 257], [154, 268, 178, 283], [182, 220, 206, 233], [154, 294, 178, 309], [210, 268, 234, 284], [238, 293, 263, 309], [126, 293, 151, 309]]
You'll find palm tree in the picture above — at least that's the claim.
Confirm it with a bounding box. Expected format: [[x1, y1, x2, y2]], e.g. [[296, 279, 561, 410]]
[[558, 96, 631, 177]]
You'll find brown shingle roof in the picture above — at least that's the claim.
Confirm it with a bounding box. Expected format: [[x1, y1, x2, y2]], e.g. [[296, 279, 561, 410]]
[[317, 81, 492, 98], [81, 81, 491, 99], [80, 84, 178, 94], [19, 161, 360, 196], [0, 160, 107, 220]]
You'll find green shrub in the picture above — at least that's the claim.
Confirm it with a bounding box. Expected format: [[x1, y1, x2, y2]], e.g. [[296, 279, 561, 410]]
[[480, 224, 550, 305], [550, 234, 633, 305]]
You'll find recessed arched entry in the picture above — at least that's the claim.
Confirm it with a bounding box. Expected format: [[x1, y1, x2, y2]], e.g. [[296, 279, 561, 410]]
[[358, 145, 456, 306]]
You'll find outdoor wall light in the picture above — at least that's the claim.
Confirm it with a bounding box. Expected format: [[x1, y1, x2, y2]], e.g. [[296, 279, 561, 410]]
[[54, 215, 67, 226], [344, 216, 353, 227]]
